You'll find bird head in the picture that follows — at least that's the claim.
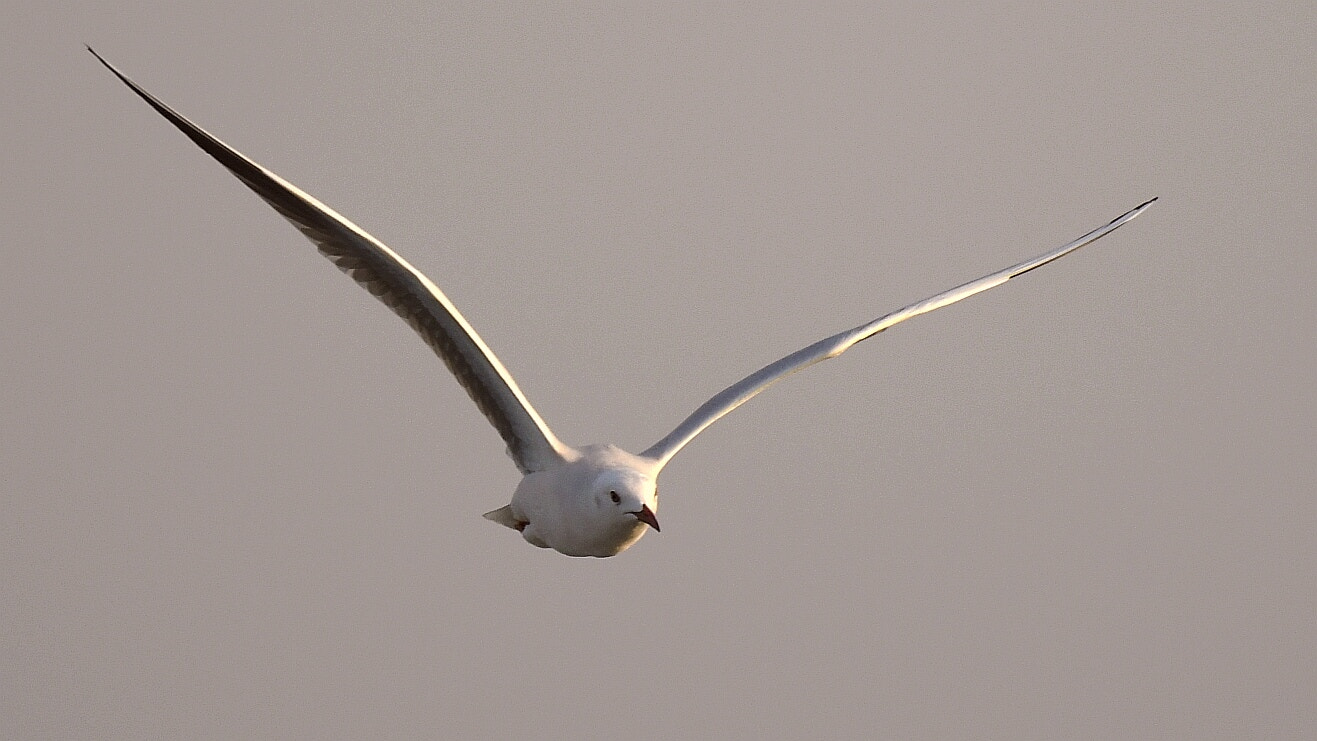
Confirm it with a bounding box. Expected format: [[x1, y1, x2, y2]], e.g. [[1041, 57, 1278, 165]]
[[592, 469, 660, 533]]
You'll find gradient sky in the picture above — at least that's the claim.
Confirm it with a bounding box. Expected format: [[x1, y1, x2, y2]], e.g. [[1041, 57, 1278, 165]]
[[4, 3, 1314, 738]]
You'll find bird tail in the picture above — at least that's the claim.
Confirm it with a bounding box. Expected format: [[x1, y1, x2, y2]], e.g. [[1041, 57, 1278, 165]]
[[482, 505, 520, 530]]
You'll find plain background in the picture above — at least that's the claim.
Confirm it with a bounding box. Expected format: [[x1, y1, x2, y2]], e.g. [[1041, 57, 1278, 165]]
[[4, 2, 1314, 738]]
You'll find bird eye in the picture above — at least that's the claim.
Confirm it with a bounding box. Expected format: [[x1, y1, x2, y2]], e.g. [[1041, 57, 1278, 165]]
[[609, 491, 620, 504]]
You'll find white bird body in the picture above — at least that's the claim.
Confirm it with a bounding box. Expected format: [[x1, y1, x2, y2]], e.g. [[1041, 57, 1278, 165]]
[[492, 445, 661, 557], [91, 48, 1155, 557]]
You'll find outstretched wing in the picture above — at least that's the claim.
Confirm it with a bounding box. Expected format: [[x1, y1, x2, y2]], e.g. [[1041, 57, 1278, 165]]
[[90, 48, 571, 474], [641, 198, 1157, 469]]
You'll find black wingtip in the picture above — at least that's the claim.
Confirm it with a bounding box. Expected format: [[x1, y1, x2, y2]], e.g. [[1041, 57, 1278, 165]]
[[86, 48, 149, 99], [1107, 196, 1158, 226], [1129, 196, 1158, 213], [86, 45, 121, 79], [1131, 196, 1158, 216]]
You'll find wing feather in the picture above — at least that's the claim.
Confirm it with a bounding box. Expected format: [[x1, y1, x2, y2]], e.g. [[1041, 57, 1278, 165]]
[[642, 198, 1157, 468], [91, 48, 570, 474]]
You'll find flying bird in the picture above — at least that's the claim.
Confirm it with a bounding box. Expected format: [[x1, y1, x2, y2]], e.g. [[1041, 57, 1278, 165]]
[[90, 48, 1155, 557]]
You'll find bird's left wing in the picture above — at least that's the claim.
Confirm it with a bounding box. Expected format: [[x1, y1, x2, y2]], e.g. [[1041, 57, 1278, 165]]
[[90, 48, 571, 474], [641, 198, 1157, 469]]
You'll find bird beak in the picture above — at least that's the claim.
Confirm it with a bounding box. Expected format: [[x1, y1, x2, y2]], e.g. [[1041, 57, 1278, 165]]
[[631, 504, 660, 532]]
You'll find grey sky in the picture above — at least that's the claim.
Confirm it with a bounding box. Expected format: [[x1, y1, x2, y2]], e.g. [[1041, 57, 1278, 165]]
[[4, 3, 1314, 738]]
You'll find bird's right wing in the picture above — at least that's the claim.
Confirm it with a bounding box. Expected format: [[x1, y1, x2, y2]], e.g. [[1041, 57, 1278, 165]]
[[90, 48, 571, 474], [641, 198, 1157, 469]]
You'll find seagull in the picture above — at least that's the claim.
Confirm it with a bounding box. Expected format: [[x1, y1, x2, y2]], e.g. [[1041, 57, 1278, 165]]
[[90, 48, 1156, 557]]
